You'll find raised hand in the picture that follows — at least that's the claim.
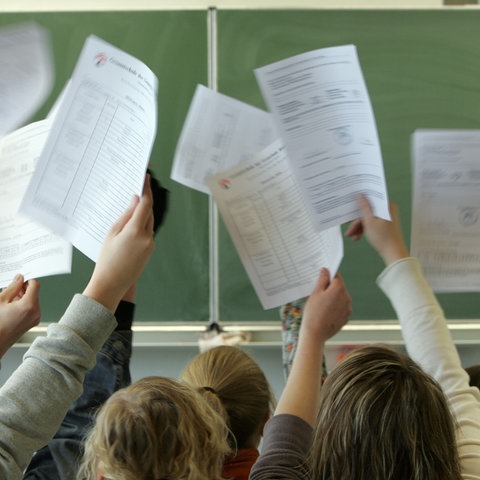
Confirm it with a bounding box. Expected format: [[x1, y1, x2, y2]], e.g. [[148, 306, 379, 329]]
[[83, 174, 155, 312], [345, 194, 409, 265], [301, 268, 352, 344], [0, 275, 41, 358]]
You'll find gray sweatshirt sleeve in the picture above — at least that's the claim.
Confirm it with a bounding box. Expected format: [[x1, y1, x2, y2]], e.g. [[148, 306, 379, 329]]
[[0, 294, 117, 480], [249, 414, 312, 480]]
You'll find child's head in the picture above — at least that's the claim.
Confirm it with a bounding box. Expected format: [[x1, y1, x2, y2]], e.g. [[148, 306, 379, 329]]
[[78, 376, 230, 480], [181, 345, 275, 449], [310, 345, 461, 480]]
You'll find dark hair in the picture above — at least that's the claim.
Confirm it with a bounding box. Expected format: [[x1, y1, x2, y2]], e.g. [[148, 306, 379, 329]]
[[147, 168, 169, 234]]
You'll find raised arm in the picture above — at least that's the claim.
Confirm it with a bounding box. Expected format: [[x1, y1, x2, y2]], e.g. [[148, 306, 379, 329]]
[[0, 175, 155, 480], [276, 268, 351, 424], [345, 194, 461, 385], [344, 194, 408, 265], [250, 269, 351, 480], [346, 194, 480, 477], [0, 276, 41, 359], [83, 174, 155, 312]]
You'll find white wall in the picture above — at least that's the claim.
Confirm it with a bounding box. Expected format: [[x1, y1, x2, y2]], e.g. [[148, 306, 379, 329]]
[[2, 342, 479, 401], [3, 0, 443, 12]]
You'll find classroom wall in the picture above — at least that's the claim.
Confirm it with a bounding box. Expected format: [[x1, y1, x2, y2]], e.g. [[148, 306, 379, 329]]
[[1, 342, 479, 401]]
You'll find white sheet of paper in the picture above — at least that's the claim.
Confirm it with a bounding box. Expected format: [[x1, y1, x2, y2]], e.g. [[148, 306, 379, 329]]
[[47, 79, 70, 120], [255, 44, 390, 231], [20, 35, 158, 262], [207, 139, 343, 309], [0, 120, 72, 288], [411, 129, 480, 292], [171, 84, 278, 194], [0, 22, 54, 137]]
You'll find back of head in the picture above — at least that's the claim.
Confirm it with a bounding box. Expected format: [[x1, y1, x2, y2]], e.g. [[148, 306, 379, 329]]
[[181, 345, 275, 449], [310, 345, 461, 480], [78, 376, 230, 480]]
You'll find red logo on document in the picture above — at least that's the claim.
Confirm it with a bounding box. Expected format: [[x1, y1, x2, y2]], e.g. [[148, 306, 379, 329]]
[[94, 52, 108, 67], [218, 178, 231, 190]]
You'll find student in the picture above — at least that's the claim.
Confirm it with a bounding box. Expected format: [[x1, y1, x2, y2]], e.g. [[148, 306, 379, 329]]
[[181, 345, 275, 480], [0, 274, 41, 359], [345, 195, 480, 478], [250, 196, 480, 479], [23, 291, 138, 480], [249, 267, 351, 480], [311, 345, 461, 479], [25, 199, 232, 480], [77, 376, 230, 480], [0, 174, 156, 480], [23, 171, 168, 480]]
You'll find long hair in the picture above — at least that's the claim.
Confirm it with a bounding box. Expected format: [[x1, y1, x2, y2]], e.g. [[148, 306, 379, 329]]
[[310, 345, 462, 480], [77, 376, 230, 480], [181, 345, 275, 449]]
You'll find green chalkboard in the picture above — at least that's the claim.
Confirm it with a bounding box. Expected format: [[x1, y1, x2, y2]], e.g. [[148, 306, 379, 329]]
[[3, 9, 480, 324], [0, 11, 210, 323], [217, 9, 480, 321]]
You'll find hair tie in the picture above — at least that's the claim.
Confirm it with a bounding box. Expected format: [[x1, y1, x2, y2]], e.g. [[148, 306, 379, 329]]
[[202, 386, 216, 395]]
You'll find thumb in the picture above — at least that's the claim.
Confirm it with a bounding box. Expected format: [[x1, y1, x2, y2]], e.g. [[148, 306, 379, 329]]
[[109, 195, 139, 236], [1, 274, 24, 302], [357, 193, 374, 218], [23, 279, 40, 300], [312, 268, 331, 294]]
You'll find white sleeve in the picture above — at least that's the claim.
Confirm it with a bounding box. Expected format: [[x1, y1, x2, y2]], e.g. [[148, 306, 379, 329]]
[[378, 257, 480, 479]]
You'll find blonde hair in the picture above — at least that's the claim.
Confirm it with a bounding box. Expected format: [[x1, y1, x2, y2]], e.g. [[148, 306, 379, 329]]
[[311, 345, 461, 480], [181, 346, 275, 449], [77, 376, 230, 480]]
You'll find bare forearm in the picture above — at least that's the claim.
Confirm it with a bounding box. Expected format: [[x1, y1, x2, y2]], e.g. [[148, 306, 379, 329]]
[[275, 333, 325, 426]]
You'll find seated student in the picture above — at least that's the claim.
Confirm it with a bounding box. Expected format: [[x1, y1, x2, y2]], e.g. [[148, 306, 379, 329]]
[[23, 287, 139, 480], [181, 345, 275, 480], [77, 376, 230, 480], [0, 174, 156, 480], [23, 171, 168, 480], [345, 195, 480, 478], [0, 274, 41, 360], [24, 178, 231, 480], [250, 196, 480, 480], [249, 267, 352, 480]]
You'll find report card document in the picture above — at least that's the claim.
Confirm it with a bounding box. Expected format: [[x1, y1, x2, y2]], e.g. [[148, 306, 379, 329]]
[[172, 44, 388, 309], [0, 119, 72, 288], [207, 140, 343, 309], [20, 35, 158, 262], [254, 44, 390, 231], [411, 129, 480, 292]]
